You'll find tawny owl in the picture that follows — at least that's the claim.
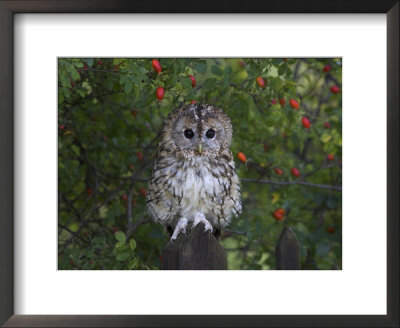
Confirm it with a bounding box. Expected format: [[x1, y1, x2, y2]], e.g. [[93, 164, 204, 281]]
[[146, 104, 242, 241]]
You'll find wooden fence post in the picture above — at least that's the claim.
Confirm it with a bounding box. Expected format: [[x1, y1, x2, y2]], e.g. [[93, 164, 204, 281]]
[[161, 223, 227, 270], [275, 226, 301, 270]]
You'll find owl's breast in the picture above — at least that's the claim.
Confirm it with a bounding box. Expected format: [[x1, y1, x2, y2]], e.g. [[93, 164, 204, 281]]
[[170, 158, 220, 216]]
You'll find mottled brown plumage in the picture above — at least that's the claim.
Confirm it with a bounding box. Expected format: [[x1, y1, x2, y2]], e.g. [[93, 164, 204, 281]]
[[146, 104, 241, 241]]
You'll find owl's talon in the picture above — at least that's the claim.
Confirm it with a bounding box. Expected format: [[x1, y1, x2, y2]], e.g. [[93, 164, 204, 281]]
[[192, 213, 213, 233], [170, 217, 188, 242], [204, 224, 213, 233]]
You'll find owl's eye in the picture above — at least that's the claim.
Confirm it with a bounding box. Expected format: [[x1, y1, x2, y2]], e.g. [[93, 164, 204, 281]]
[[184, 129, 194, 139], [206, 129, 216, 139]]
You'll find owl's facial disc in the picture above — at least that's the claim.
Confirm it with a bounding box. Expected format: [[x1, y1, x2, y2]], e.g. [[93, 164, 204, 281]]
[[171, 116, 199, 152], [200, 119, 225, 153], [170, 104, 232, 157]]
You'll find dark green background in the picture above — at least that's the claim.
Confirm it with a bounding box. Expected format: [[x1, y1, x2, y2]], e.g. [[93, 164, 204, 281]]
[[58, 58, 342, 270]]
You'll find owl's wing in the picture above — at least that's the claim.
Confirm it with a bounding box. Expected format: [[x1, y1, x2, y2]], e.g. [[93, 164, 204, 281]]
[[209, 150, 242, 228], [146, 157, 180, 226]]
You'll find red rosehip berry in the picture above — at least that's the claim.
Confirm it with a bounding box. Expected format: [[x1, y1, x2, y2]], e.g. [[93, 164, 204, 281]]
[[330, 86, 340, 93], [237, 152, 247, 163], [279, 98, 286, 106], [188, 75, 196, 88], [152, 59, 162, 73], [323, 65, 331, 73], [302, 117, 311, 129], [274, 167, 283, 175], [327, 226, 336, 234], [59, 124, 65, 130], [324, 122, 331, 129], [136, 152, 143, 162], [256, 76, 266, 88], [273, 210, 284, 221], [276, 208, 286, 215], [289, 99, 300, 109], [263, 143, 269, 152], [156, 87, 165, 100], [190, 100, 196, 104], [86, 188, 93, 195], [122, 193, 128, 201], [271, 99, 277, 105], [98, 60, 103, 66], [327, 154, 334, 161], [291, 167, 300, 178]]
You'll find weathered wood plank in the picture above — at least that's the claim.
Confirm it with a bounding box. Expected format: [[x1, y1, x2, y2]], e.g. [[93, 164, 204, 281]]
[[162, 223, 227, 270], [275, 226, 301, 270]]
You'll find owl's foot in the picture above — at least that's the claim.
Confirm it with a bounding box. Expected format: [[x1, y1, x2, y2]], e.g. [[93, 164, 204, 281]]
[[171, 217, 188, 242], [192, 213, 213, 233]]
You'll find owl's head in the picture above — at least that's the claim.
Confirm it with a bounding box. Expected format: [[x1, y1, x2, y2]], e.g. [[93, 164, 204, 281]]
[[163, 104, 233, 158]]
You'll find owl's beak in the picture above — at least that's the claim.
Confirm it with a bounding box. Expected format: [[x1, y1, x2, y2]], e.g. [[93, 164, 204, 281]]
[[198, 144, 203, 154]]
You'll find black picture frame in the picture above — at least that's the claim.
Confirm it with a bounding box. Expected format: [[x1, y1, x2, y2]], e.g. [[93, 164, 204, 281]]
[[0, 1, 398, 327]]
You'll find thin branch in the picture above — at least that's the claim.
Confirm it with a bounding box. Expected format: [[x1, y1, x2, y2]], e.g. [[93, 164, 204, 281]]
[[58, 224, 90, 244], [223, 229, 247, 235], [302, 163, 337, 179], [241, 178, 341, 191], [126, 216, 151, 240]]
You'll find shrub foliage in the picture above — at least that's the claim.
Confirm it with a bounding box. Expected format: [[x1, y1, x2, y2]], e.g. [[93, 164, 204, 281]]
[[58, 58, 342, 270]]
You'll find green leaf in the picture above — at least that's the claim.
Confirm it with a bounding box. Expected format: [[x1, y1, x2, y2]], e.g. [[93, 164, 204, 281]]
[[194, 61, 206, 74], [120, 75, 127, 84], [58, 91, 64, 104], [278, 64, 287, 76], [202, 78, 216, 92], [115, 241, 125, 248], [211, 65, 223, 76], [129, 238, 137, 250], [70, 68, 80, 81], [113, 58, 125, 66], [181, 76, 192, 89], [132, 84, 139, 100], [124, 80, 133, 94], [68, 222, 79, 232], [86, 58, 94, 67], [127, 258, 137, 269], [115, 231, 126, 243], [116, 250, 131, 262], [74, 61, 84, 68], [321, 134, 332, 143], [71, 144, 80, 156], [224, 66, 232, 75]]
